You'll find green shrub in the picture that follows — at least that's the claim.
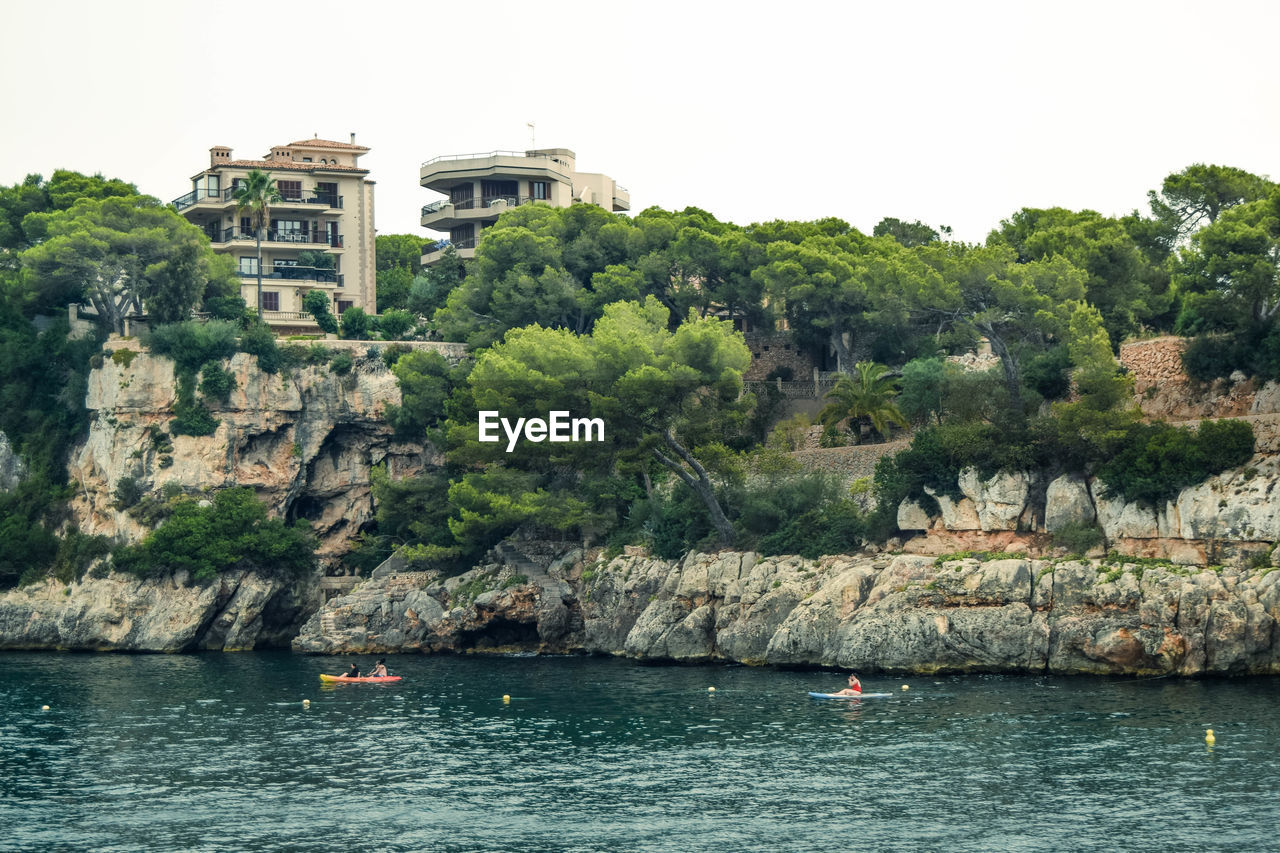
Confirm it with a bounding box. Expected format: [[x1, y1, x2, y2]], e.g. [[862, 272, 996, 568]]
[[378, 309, 414, 340], [1022, 345, 1072, 401], [1096, 419, 1254, 507], [198, 362, 236, 401], [897, 357, 946, 425], [113, 476, 144, 509], [51, 530, 111, 584], [276, 344, 310, 373], [330, 351, 354, 375], [340, 307, 371, 340], [502, 573, 529, 589], [1051, 521, 1105, 556], [303, 290, 338, 334], [112, 487, 315, 582], [1196, 418, 1255, 472], [203, 295, 249, 322], [382, 343, 413, 368], [146, 320, 239, 373], [111, 348, 136, 368], [238, 321, 280, 373], [306, 343, 333, 364], [171, 369, 219, 436]]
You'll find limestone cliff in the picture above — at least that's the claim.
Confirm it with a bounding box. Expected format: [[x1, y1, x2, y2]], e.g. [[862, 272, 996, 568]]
[[68, 342, 439, 565], [0, 567, 312, 652], [0, 430, 26, 492], [293, 548, 1280, 675]]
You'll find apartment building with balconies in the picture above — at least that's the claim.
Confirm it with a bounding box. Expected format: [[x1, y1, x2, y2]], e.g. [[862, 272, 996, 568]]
[[419, 148, 629, 265], [173, 136, 376, 333]]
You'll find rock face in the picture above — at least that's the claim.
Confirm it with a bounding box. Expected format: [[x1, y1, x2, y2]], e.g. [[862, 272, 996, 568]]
[[293, 550, 1280, 676], [0, 430, 25, 492], [0, 568, 314, 652], [68, 345, 438, 565], [895, 458, 1280, 567]]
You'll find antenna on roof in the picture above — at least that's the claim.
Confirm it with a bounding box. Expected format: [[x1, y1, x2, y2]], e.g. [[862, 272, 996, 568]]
[[527, 121, 535, 149]]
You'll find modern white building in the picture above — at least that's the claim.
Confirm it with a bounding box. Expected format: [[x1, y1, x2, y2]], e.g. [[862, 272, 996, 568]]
[[419, 148, 628, 265]]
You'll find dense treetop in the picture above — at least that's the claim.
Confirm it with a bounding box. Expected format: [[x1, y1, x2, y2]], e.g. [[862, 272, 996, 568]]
[[0, 163, 1273, 586]]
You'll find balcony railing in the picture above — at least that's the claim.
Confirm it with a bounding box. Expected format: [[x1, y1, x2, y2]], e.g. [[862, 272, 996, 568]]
[[424, 238, 476, 255], [421, 150, 566, 169], [421, 195, 545, 218], [235, 266, 341, 284], [219, 227, 343, 247], [261, 311, 318, 324], [172, 186, 343, 212]]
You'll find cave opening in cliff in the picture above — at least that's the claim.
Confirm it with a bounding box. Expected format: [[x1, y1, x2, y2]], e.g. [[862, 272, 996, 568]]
[[287, 494, 327, 524], [457, 618, 540, 650]]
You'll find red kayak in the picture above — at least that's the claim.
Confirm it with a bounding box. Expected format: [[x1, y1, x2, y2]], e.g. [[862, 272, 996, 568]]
[[319, 674, 402, 683]]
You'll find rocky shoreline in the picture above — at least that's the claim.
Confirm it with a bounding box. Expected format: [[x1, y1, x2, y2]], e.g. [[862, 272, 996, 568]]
[[3, 547, 1278, 676], [288, 548, 1280, 676]]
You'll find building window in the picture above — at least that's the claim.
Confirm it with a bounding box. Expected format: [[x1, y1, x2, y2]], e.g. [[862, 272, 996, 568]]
[[273, 219, 305, 242], [450, 223, 475, 248], [262, 292, 280, 311], [481, 180, 517, 203], [530, 181, 549, 200], [238, 256, 259, 275], [207, 175, 220, 195], [450, 184, 474, 207], [315, 182, 338, 206], [301, 157, 312, 163], [336, 300, 353, 314], [277, 180, 302, 200]]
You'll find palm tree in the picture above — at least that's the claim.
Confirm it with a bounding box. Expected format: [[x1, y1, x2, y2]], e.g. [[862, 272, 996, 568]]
[[231, 169, 282, 318], [818, 360, 909, 443]]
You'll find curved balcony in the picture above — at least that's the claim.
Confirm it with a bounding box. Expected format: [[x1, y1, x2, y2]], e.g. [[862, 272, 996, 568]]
[[421, 238, 476, 266], [420, 195, 545, 229], [419, 150, 572, 191]]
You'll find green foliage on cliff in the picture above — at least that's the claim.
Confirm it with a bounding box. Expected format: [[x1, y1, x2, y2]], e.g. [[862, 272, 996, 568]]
[[1095, 418, 1255, 507], [112, 487, 316, 583]]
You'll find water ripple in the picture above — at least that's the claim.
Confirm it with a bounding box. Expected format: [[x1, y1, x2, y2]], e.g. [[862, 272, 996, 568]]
[[1, 652, 1277, 852]]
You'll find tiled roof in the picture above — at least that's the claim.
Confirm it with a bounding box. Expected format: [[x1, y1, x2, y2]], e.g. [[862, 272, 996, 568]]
[[288, 137, 370, 151], [222, 159, 369, 174]]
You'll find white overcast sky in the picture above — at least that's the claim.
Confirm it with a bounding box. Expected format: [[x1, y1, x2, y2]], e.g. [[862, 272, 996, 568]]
[[3, 1, 1278, 244]]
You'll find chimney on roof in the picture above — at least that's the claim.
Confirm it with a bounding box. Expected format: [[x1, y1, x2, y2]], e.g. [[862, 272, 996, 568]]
[[210, 146, 232, 168], [350, 133, 356, 144]]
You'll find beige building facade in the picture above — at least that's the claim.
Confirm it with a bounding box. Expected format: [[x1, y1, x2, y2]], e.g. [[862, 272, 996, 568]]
[[173, 136, 376, 334], [419, 148, 628, 265]]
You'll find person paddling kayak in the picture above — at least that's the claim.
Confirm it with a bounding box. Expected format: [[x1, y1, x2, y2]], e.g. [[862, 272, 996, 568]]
[[832, 673, 862, 696], [368, 659, 390, 678]]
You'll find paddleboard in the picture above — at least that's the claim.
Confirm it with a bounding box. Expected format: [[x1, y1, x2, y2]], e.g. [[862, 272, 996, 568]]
[[808, 691, 892, 699], [319, 674, 403, 683]]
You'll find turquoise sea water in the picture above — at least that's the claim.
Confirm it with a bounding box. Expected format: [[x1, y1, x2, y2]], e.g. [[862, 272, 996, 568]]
[[1, 652, 1277, 852]]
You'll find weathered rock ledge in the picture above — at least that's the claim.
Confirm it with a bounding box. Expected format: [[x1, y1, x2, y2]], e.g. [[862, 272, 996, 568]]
[[293, 550, 1280, 676], [0, 567, 314, 652], [68, 345, 441, 565]]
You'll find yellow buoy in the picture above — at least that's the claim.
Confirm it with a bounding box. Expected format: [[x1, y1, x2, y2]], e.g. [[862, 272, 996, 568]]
[[41, 705, 50, 711], [708, 686, 716, 692], [502, 694, 510, 703], [302, 699, 311, 707], [901, 685, 910, 691], [1205, 729, 1215, 745]]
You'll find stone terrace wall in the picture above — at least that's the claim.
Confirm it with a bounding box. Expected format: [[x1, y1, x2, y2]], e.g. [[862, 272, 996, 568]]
[[1119, 336, 1277, 421], [743, 333, 816, 381]]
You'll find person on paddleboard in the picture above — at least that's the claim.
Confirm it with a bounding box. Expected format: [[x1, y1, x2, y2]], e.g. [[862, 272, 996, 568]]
[[369, 659, 389, 678], [833, 673, 862, 696]]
